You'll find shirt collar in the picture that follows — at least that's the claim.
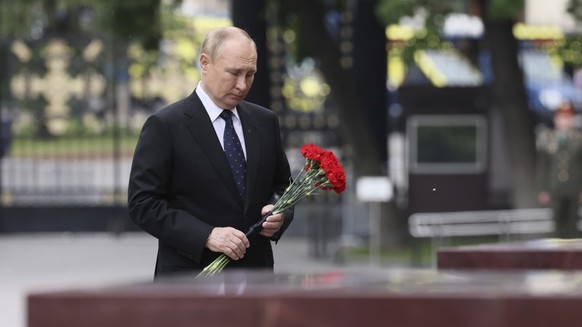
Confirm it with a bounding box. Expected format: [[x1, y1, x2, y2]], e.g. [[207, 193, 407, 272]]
[[196, 82, 240, 122]]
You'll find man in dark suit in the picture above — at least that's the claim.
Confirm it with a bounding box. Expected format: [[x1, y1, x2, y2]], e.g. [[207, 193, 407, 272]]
[[128, 26, 294, 277]]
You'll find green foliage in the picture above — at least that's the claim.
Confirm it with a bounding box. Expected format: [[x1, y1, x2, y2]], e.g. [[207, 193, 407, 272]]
[[488, 0, 524, 20], [0, 0, 181, 51], [274, 0, 349, 63], [554, 35, 582, 67], [376, 0, 455, 26], [99, 0, 162, 50], [10, 133, 140, 158], [274, 0, 314, 63], [567, 0, 582, 21], [400, 31, 451, 65], [375, 0, 416, 25], [0, 0, 43, 38], [561, 0, 582, 67], [375, 0, 525, 67], [376, 0, 456, 65]]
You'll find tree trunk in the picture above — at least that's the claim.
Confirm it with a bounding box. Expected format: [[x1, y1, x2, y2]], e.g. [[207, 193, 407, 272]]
[[478, 0, 537, 208], [353, 0, 405, 246], [353, 0, 388, 166], [284, 0, 383, 176], [231, 0, 271, 108], [284, 0, 405, 246]]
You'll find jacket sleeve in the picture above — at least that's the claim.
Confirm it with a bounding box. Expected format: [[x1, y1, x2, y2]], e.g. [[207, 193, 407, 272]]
[[127, 114, 213, 263]]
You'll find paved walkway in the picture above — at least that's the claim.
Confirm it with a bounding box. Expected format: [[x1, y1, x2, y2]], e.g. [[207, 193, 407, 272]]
[[0, 232, 345, 327]]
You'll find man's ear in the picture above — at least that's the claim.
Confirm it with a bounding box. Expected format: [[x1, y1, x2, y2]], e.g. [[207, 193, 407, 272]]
[[199, 53, 209, 73]]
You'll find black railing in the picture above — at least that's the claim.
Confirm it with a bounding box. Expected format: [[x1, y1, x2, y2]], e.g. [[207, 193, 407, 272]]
[[0, 35, 344, 234]]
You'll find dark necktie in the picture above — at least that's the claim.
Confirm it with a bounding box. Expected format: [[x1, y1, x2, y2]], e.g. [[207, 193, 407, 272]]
[[220, 110, 247, 199]]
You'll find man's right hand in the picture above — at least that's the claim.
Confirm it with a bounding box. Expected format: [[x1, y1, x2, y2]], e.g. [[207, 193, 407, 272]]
[[206, 227, 249, 260]]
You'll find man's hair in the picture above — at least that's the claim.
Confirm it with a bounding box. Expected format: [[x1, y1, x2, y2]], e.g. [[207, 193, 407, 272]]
[[200, 26, 256, 62]]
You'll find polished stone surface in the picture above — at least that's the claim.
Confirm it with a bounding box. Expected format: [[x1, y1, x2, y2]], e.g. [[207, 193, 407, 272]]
[[28, 268, 582, 327], [437, 238, 582, 270]]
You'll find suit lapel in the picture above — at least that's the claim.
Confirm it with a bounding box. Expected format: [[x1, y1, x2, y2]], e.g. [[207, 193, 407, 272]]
[[183, 93, 243, 205], [238, 103, 260, 214]]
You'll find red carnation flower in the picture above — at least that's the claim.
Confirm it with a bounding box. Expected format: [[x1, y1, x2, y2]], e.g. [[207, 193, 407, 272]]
[[199, 143, 347, 276], [301, 144, 326, 162]]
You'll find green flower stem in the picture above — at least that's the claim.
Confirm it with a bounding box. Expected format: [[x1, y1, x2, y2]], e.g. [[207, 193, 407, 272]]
[[197, 254, 230, 277], [271, 168, 327, 214]]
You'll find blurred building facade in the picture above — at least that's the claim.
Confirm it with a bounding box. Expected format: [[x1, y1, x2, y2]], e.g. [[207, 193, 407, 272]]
[[526, 0, 577, 31], [387, 2, 582, 216]]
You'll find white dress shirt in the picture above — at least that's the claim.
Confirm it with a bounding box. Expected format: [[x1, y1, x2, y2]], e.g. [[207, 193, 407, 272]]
[[196, 82, 247, 159]]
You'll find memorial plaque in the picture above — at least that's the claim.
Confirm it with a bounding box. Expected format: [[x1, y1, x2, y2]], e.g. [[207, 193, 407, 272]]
[[437, 238, 582, 270], [28, 268, 582, 327]]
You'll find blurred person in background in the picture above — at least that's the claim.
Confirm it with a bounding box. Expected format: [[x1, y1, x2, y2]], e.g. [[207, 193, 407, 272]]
[[0, 105, 14, 158], [128, 26, 294, 278], [536, 102, 582, 238]]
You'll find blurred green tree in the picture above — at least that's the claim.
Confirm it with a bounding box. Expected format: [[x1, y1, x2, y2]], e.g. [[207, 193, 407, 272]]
[[376, 0, 539, 209], [277, 0, 387, 176], [0, 0, 177, 51], [0, 0, 183, 138], [475, 0, 536, 209], [273, 0, 405, 247], [231, 0, 271, 108]]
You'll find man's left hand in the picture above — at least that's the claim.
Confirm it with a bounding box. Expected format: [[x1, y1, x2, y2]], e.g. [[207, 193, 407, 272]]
[[260, 204, 284, 238]]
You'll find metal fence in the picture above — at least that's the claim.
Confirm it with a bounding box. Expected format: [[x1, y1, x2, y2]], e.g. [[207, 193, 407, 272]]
[[2, 138, 131, 206], [0, 34, 345, 234], [0, 36, 148, 232]]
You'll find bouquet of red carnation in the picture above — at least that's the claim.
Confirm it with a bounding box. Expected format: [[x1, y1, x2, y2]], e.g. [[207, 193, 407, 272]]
[[198, 144, 346, 276]]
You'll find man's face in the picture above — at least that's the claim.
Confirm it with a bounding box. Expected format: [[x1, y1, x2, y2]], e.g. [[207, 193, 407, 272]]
[[199, 38, 257, 109], [554, 114, 575, 131]]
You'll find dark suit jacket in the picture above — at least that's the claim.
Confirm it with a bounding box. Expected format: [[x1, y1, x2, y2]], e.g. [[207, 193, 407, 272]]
[[127, 91, 294, 277]]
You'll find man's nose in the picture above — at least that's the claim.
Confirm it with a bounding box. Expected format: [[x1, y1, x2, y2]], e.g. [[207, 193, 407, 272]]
[[236, 75, 248, 91]]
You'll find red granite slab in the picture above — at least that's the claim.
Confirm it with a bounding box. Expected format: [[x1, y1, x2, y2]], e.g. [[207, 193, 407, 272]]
[[28, 269, 582, 327], [437, 238, 582, 270]]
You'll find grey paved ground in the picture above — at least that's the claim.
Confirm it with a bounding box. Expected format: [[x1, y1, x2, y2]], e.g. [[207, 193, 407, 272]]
[[0, 232, 345, 327]]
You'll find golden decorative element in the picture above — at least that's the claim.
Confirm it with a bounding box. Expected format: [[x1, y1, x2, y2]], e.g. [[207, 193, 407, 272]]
[[10, 39, 106, 135], [135, 60, 198, 104], [127, 16, 231, 105], [128, 41, 200, 104], [83, 113, 105, 134], [10, 40, 32, 62], [558, 170, 569, 182], [83, 40, 104, 62], [9, 74, 29, 100], [282, 73, 330, 113], [1, 192, 14, 206]]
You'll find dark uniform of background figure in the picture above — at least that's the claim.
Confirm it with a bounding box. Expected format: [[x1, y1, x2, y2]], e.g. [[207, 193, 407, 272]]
[[536, 102, 582, 238]]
